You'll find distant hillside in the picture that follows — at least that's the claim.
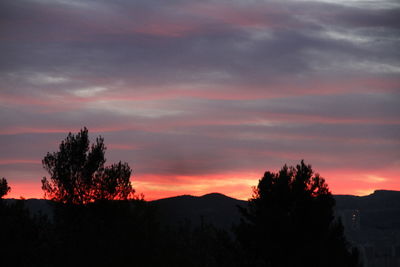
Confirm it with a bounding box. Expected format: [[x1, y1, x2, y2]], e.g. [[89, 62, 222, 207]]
[[5, 190, 400, 231], [5, 190, 400, 266], [152, 190, 400, 232], [152, 193, 246, 230], [4, 198, 53, 218], [335, 190, 400, 210], [335, 190, 400, 230]]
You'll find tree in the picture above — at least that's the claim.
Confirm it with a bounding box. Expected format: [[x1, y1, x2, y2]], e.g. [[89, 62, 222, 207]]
[[0, 177, 10, 199], [237, 160, 360, 267], [41, 127, 134, 204]]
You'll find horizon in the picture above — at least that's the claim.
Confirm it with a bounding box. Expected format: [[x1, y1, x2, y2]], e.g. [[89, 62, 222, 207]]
[[1, 0, 399, 200], [5, 187, 399, 202]]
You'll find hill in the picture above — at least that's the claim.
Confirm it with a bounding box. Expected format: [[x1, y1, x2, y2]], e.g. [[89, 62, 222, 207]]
[[5, 190, 400, 231], [335, 190, 400, 230], [4, 190, 400, 266], [152, 193, 246, 230]]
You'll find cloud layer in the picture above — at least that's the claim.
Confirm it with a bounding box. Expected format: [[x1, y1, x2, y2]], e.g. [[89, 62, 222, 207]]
[[1, 0, 399, 199]]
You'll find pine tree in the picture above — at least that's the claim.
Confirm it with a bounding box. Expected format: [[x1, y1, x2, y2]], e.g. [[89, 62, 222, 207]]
[[237, 161, 361, 267], [41, 127, 134, 204]]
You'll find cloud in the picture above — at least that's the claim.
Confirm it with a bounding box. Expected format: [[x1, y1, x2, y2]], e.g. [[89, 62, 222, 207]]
[[1, 0, 399, 199]]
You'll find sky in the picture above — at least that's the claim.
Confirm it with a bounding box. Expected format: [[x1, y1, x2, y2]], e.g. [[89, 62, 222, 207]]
[[0, 0, 399, 200]]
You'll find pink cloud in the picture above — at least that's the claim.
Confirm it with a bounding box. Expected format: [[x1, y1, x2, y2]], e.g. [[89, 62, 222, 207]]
[[0, 125, 130, 135], [0, 159, 40, 165], [107, 143, 141, 150], [182, 2, 291, 29]]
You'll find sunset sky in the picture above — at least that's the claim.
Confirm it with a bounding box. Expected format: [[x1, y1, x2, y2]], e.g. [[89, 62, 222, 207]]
[[1, 0, 399, 200]]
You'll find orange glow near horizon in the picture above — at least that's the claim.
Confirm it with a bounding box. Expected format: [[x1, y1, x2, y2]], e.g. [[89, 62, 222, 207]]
[[7, 182, 44, 200], [6, 169, 399, 201]]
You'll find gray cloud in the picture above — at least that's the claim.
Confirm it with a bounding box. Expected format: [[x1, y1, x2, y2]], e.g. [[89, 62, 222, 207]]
[[1, 0, 399, 197]]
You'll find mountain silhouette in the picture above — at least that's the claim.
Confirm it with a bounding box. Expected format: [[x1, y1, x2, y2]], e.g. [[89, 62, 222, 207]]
[[5, 190, 400, 266], [5, 190, 400, 231], [335, 190, 400, 230], [153, 193, 246, 230]]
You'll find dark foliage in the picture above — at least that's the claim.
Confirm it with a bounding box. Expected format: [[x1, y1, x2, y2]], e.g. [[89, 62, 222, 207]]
[[157, 219, 240, 267], [0, 190, 51, 267], [41, 127, 134, 204], [236, 160, 361, 267], [45, 199, 159, 267], [0, 177, 11, 199]]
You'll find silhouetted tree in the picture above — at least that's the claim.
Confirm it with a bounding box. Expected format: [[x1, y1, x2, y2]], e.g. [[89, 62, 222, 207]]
[[39, 128, 162, 267], [0, 177, 10, 199], [41, 127, 134, 204], [237, 161, 361, 267]]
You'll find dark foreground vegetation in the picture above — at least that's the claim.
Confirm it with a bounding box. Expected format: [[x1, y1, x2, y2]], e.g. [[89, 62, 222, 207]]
[[0, 128, 362, 267]]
